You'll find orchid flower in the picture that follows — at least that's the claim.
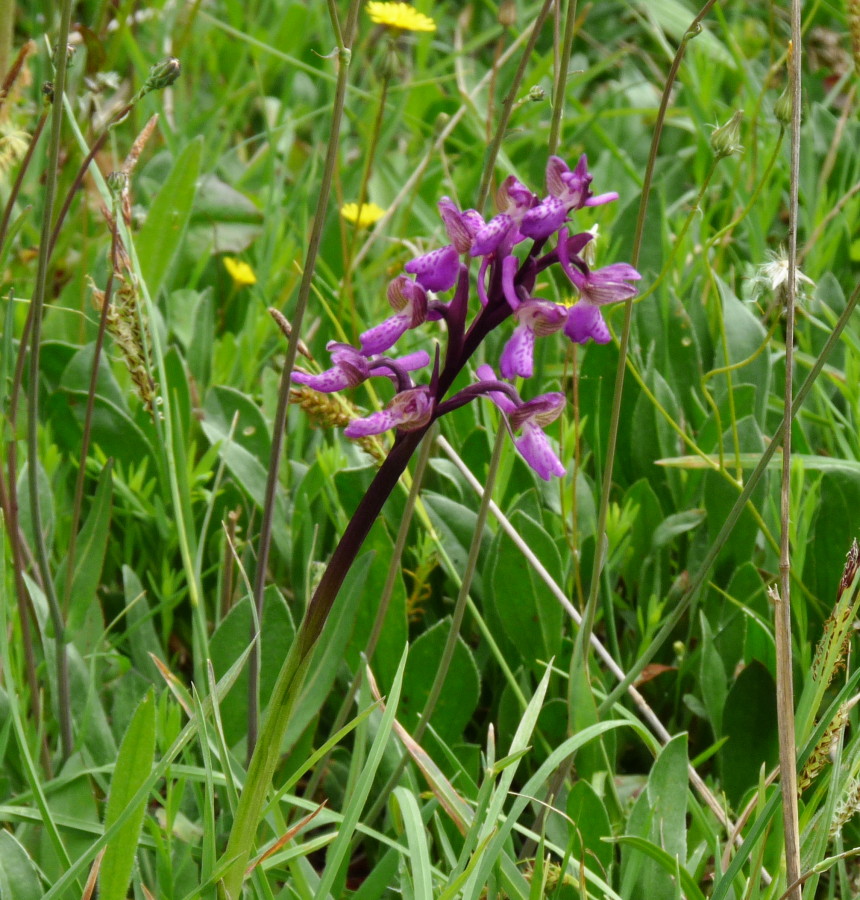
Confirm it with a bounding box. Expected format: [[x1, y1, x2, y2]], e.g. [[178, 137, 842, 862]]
[[476, 365, 566, 481]]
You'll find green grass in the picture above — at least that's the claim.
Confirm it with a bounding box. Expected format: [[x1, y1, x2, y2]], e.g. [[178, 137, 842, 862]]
[[2, 0, 860, 897]]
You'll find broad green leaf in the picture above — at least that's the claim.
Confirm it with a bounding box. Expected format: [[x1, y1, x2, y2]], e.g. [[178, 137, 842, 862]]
[[0, 831, 43, 900], [806, 468, 860, 608], [651, 509, 705, 548], [423, 492, 491, 596], [699, 613, 727, 736], [61, 462, 113, 634], [720, 661, 778, 805], [399, 618, 480, 745], [487, 510, 564, 673], [614, 836, 705, 900], [57, 344, 157, 467], [621, 734, 689, 900], [99, 690, 156, 900], [345, 519, 408, 692], [209, 586, 296, 746], [185, 173, 264, 257], [122, 565, 165, 683], [566, 780, 613, 873], [136, 137, 202, 298], [714, 278, 771, 425], [15, 462, 54, 559]]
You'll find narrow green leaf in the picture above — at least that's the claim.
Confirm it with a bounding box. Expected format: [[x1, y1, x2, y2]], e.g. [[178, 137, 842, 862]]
[[312, 647, 409, 900], [392, 787, 434, 900], [99, 690, 156, 900], [613, 836, 706, 900], [63, 462, 113, 633], [136, 137, 202, 297]]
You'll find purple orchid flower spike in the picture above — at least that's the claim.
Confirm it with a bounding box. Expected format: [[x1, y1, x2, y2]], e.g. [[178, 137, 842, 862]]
[[404, 244, 460, 292], [344, 386, 434, 438], [360, 275, 429, 355], [476, 365, 567, 480]]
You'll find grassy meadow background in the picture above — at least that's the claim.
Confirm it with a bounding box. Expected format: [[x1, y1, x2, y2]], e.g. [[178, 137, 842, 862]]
[[2, 0, 860, 897]]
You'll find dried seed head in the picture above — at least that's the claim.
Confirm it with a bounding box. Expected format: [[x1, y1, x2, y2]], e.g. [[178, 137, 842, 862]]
[[799, 702, 850, 792], [831, 775, 860, 836], [289, 387, 386, 463], [850, 0, 860, 78], [840, 538, 860, 598]]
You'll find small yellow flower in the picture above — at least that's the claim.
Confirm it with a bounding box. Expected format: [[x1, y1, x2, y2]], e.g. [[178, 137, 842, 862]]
[[366, 2, 436, 32], [224, 256, 257, 287], [340, 201, 386, 227]]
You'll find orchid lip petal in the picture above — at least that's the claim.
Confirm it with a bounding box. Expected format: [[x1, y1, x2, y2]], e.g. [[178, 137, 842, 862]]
[[519, 196, 567, 240], [291, 368, 352, 392], [359, 314, 411, 355], [564, 302, 611, 344], [470, 214, 515, 257], [404, 245, 459, 292], [514, 424, 566, 480], [500, 325, 536, 379]]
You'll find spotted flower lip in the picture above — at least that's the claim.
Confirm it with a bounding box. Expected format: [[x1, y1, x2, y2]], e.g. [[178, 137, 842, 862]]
[[292, 342, 429, 392], [404, 244, 460, 292], [476, 365, 566, 480], [344, 386, 434, 437]]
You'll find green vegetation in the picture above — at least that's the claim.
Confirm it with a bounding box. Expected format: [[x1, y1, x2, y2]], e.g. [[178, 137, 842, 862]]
[[2, 1, 860, 897]]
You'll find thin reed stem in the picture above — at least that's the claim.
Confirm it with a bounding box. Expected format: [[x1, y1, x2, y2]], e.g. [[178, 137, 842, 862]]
[[548, 0, 578, 154], [28, 4, 75, 762], [777, 11, 803, 895]]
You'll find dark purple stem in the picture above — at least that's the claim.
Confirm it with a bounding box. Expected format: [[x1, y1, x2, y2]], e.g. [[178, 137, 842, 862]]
[[298, 236, 550, 649]]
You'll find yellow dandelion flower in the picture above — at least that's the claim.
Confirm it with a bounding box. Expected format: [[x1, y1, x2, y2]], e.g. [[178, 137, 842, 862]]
[[366, 2, 436, 32], [224, 256, 257, 287], [340, 201, 386, 227]]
